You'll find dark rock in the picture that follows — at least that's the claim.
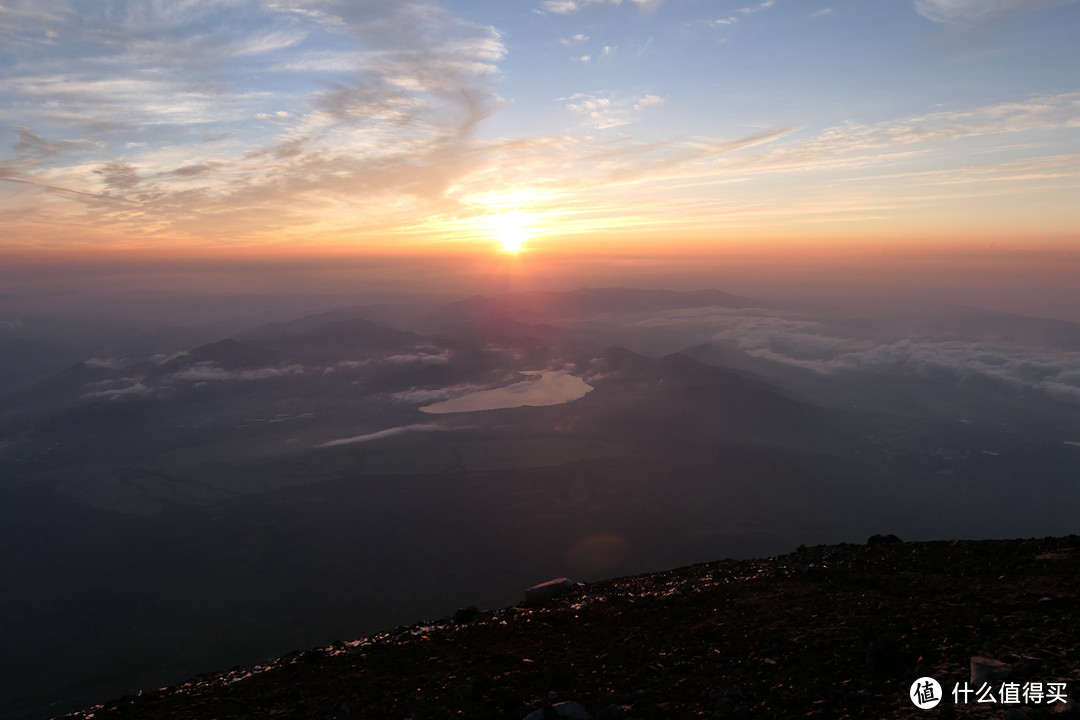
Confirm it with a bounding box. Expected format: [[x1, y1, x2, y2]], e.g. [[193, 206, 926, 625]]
[[523, 701, 591, 720], [867, 534, 902, 547], [598, 642, 630, 665], [1050, 698, 1079, 716], [525, 578, 576, 603], [596, 705, 624, 720], [867, 635, 904, 678], [970, 657, 1012, 686], [452, 606, 481, 624]]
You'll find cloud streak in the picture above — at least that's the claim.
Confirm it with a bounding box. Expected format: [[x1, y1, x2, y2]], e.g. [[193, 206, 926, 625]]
[[318, 423, 442, 447], [536, 0, 657, 15], [914, 0, 1078, 24]]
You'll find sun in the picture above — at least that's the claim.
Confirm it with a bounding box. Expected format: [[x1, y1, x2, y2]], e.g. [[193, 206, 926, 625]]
[[488, 213, 531, 253]]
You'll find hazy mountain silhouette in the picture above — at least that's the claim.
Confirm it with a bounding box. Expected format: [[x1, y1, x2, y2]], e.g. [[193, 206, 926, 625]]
[[418, 287, 767, 331], [254, 317, 426, 359]]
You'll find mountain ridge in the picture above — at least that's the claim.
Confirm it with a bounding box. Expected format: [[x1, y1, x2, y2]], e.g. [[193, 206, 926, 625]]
[[54, 534, 1080, 720]]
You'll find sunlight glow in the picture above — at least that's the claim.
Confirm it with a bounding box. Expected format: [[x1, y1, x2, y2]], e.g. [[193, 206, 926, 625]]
[[489, 212, 533, 253]]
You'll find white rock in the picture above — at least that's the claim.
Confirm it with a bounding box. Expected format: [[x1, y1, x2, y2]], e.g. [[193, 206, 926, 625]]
[[525, 577, 576, 602]]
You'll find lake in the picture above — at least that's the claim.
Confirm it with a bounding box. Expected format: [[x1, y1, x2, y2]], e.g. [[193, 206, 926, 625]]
[[420, 371, 593, 414]]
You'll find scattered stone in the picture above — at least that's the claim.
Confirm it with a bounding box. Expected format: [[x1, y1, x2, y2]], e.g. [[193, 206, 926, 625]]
[[867, 534, 902, 547], [1004, 709, 1030, 720], [525, 578, 576, 603], [452, 684, 473, 698], [595, 705, 624, 720], [970, 657, 1012, 686]]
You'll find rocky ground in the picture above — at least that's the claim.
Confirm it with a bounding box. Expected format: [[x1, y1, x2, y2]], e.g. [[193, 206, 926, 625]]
[[58, 536, 1080, 720]]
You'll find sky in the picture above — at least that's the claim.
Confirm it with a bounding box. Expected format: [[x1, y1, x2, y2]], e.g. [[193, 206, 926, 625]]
[[0, 0, 1078, 281]]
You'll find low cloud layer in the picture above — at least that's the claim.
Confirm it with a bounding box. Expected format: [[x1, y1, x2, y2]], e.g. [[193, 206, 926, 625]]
[[173, 363, 306, 382], [624, 306, 1080, 404]]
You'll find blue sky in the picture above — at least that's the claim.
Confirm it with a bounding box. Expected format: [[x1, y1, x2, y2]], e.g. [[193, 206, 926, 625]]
[[0, 0, 1078, 254]]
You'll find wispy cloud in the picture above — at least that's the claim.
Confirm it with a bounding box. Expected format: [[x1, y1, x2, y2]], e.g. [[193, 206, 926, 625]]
[[715, 93, 1080, 174], [536, 0, 659, 15], [914, 0, 1078, 24], [708, 1, 777, 31], [739, 0, 776, 14], [84, 377, 155, 399], [0, 0, 506, 247]]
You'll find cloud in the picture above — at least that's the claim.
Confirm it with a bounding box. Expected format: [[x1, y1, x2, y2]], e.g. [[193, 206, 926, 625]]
[[634, 94, 664, 110], [383, 351, 451, 366], [84, 357, 124, 369], [318, 423, 442, 447], [566, 92, 665, 129], [740, 0, 775, 13], [94, 162, 141, 190], [536, 0, 658, 15], [84, 377, 155, 399], [391, 382, 491, 404], [566, 94, 627, 129], [914, 0, 1078, 24], [172, 362, 306, 382], [3, 2, 1077, 249], [541, 0, 581, 13], [714, 93, 1080, 175], [613, 305, 1080, 403], [443, 85, 1080, 243], [710, 311, 1080, 403], [0, 0, 507, 246]]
